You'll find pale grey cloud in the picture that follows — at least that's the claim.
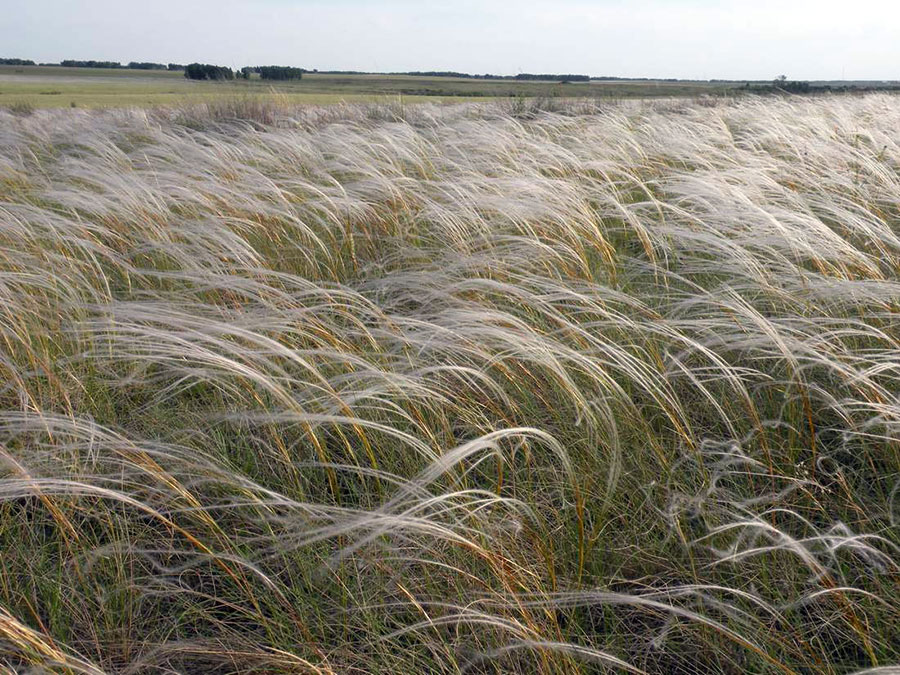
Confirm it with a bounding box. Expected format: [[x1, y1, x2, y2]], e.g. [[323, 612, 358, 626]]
[[2, 0, 898, 80]]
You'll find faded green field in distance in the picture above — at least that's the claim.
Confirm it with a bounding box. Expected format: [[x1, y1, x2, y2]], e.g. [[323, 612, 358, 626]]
[[1, 95, 899, 673], [0, 65, 742, 108]]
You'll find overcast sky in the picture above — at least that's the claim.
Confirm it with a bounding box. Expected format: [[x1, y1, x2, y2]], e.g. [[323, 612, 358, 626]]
[[3, 0, 898, 80]]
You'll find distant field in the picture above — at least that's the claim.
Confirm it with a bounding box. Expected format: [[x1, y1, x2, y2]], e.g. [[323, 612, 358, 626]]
[[0, 65, 742, 108]]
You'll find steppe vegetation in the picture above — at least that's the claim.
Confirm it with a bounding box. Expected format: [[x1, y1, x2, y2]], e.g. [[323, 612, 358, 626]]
[[0, 94, 899, 673]]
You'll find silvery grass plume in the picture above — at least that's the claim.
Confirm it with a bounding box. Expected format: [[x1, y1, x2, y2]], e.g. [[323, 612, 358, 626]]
[[0, 94, 898, 673]]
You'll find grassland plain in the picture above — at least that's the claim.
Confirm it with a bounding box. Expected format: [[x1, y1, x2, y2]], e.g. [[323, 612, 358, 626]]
[[0, 94, 899, 674], [0, 65, 742, 108]]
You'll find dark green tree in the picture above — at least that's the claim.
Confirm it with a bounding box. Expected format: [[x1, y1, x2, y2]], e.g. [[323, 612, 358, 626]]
[[258, 66, 304, 81], [184, 63, 235, 80]]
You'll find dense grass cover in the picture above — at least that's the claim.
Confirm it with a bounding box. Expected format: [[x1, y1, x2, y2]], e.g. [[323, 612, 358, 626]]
[[0, 96, 898, 673]]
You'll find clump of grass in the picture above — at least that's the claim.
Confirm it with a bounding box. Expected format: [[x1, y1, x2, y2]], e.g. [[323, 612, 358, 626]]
[[5, 100, 34, 116], [0, 95, 898, 673], [171, 92, 292, 130]]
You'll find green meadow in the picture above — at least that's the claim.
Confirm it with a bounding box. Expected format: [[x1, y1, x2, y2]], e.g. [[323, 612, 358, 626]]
[[0, 65, 740, 108]]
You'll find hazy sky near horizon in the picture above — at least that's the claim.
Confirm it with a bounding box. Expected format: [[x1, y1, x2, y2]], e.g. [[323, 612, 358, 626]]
[[3, 0, 898, 80]]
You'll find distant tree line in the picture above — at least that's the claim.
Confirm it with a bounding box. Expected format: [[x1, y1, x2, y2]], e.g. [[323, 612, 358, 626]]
[[184, 63, 235, 80], [57, 60, 168, 69], [257, 66, 304, 80], [513, 73, 590, 82], [0, 58, 35, 66], [741, 78, 816, 95], [127, 62, 167, 70], [777, 81, 811, 93], [770, 77, 811, 93], [168, 64, 185, 71], [60, 60, 123, 69], [182, 63, 306, 81], [736, 78, 900, 95]]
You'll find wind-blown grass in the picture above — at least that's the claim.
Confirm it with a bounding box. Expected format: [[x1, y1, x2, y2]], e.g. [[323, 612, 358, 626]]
[[0, 95, 898, 673]]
